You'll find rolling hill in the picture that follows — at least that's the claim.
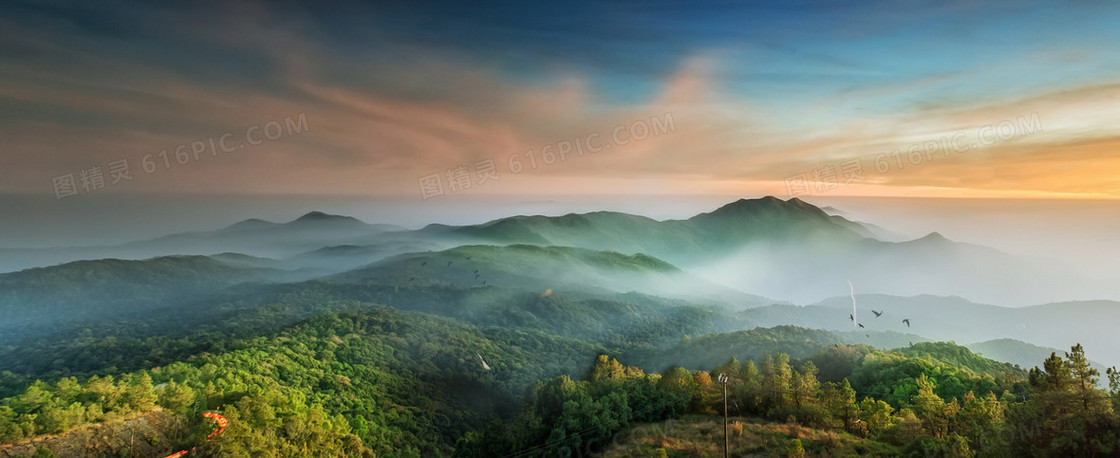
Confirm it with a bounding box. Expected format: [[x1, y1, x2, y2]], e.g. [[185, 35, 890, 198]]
[[419, 197, 1118, 306], [0, 255, 292, 345], [4, 197, 1115, 306], [0, 211, 411, 273]]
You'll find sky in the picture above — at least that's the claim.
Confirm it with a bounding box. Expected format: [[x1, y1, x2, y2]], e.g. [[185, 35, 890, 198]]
[[3, 0, 1120, 207]]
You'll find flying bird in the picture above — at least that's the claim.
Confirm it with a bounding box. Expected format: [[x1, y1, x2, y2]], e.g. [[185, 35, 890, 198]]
[[872, 310, 883, 317], [849, 314, 854, 322], [466, 256, 472, 260], [858, 323, 864, 328], [477, 353, 491, 371], [447, 261, 453, 266], [482, 280, 487, 285], [848, 281, 858, 328], [909, 341, 914, 347], [903, 319, 910, 328], [421, 261, 427, 266]]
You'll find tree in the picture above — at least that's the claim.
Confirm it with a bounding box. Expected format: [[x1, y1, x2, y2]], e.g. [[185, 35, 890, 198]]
[[0, 406, 23, 444], [857, 397, 896, 438], [955, 391, 1004, 451], [157, 380, 196, 415], [52, 378, 81, 405], [691, 370, 714, 412], [826, 379, 858, 432], [1065, 344, 1110, 415], [587, 355, 624, 382], [761, 353, 793, 411], [712, 357, 740, 380], [36, 402, 83, 434], [12, 381, 51, 414], [911, 374, 956, 439], [656, 368, 696, 395], [1030, 352, 1069, 392], [124, 372, 158, 412], [1013, 344, 1119, 456], [884, 408, 923, 445], [733, 360, 762, 415], [1107, 366, 1120, 412], [792, 361, 820, 411], [540, 376, 589, 421], [83, 375, 122, 412]]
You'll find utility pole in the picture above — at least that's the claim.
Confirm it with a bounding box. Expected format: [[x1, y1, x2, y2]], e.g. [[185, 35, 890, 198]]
[[718, 373, 729, 458]]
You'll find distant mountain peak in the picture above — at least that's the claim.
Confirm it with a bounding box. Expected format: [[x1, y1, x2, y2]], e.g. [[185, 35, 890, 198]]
[[223, 218, 278, 232], [679, 196, 857, 243], [700, 196, 829, 219], [918, 232, 949, 242], [292, 211, 363, 225], [296, 211, 336, 221], [729, 195, 783, 205]]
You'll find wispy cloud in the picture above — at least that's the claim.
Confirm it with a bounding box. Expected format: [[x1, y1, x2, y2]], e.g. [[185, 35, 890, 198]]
[[3, 1, 1120, 199]]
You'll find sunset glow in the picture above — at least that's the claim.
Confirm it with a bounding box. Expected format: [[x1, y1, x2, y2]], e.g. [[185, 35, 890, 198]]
[[4, 2, 1119, 201]]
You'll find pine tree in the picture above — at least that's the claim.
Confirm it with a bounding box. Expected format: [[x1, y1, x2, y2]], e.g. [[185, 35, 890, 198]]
[[712, 357, 740, 380], [734, 360, 762, 415], [1014, 344, 1120, 455], [13, 381, 51, 414], [124, 372, 158, 412], [911, 374, 955, 439], [1107, 366, 1120, 412], [857, 397, 895, 437], [157, 380, 196, 415], [761, 353, 793, 410], [793, 361, 820, 411], [826, 379, 858, 432], [52, 378, 81, 405], [775, 354, 793, 409], [1065, 344, 1110, 415], [0, 406, 23, 444], [955, 390, 1005, 451]]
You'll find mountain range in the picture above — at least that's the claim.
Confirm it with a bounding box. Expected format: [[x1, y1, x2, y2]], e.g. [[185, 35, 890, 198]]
[[1, 196, 1117, 369], [2, 196, 1117, 456]]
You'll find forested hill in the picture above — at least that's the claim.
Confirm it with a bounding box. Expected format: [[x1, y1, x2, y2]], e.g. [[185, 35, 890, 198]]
[[0, 308, 603, 456], [3, 305, 1118, 456]]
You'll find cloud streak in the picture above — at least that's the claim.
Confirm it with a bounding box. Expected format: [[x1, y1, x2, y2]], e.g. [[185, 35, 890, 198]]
[[2, 1, 1120, 199]]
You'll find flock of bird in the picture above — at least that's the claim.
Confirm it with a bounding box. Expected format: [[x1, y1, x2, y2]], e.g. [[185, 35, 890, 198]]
[[406, 274, 919, 371], [849, 281, 913, 346]]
